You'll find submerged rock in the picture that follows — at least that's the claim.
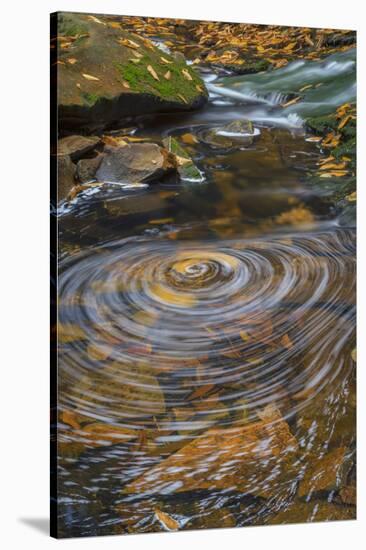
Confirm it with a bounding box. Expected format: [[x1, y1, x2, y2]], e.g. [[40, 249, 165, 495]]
[[268, 500, 355, 525], [96, 142, 177, 184], [55, 13, 208, 131], [298, 447, 351, 498], [63, 361, 166, 421], [123, 405, 297, 498], [200, 119, 260, 149]]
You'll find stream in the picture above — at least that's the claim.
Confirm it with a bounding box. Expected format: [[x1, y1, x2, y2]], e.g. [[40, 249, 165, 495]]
[[56, 48, 356, 536]]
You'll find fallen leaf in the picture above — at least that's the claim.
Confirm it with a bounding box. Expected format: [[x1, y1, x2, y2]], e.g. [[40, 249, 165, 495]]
[[61, 409, 80, 430], [338, 115, 352, 130], [239, 330, 250, 342], [299, 84, 313, 92], [88, 15, 106, 25], [87, 343, 112, 361], [154, 508, 180, 531], [147, 65, 159, 80], [319, 161, 347, 171], [164, 70, 171, 80], [160, 56, 173, 64], [182, 68, 193, 81], [117, 38, 140, 49], [281, 333, 293, 350], [67, 58, 77, 64], [346, 191, 356, 202], [149, 217, 174, 225], [306, 136, 322, 142], [82, 73, 100, 81], [188, 383, 216, 401], [281, 96, 301, 108]]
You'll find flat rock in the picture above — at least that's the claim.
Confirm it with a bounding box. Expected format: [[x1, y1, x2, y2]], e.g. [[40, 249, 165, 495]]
[[96, 142, 177, 184], [201, 119, 259, 149], [55, 13, 208, 130], [58, 135, 101, 160]]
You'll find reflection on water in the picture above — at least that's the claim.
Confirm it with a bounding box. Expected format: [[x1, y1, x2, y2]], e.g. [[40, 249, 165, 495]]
[[56, 57, 356, 536]]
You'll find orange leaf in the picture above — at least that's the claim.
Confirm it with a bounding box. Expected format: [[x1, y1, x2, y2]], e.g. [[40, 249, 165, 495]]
[[154, 509, 179, 531]]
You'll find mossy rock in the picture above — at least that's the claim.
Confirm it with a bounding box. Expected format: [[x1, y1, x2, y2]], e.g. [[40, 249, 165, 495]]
[[56, 13, 208, 131]]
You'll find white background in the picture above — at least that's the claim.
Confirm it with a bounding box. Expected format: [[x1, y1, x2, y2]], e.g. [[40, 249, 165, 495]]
[[1, 0, 364, 548]]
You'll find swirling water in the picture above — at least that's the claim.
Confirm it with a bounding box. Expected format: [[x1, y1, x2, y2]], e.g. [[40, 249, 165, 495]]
[[56, 54, 356, 537]]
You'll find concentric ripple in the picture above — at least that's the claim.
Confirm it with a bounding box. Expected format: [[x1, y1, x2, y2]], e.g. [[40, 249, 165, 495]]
[[58, 228, 355, 432]]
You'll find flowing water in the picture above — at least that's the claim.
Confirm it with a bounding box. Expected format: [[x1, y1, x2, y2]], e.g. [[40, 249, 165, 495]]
[[55, 49, 356, 537]]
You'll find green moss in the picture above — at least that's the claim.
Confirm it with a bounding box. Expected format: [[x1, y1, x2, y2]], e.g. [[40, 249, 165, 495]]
[[58, 14, 88, 38], [305, 108, 356, 215], [81, 92, 101, 106], [114, 54, 205, 102], [306, 114, 338, 134], [333, 137, 356, 160]]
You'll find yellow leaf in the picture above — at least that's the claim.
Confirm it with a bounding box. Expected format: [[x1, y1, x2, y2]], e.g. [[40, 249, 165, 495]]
[[346, 191, 356, 202], [147, 65, 159, 80], [182, 68, 193, 81], [82, 73, 100, 81], [338, 115, 352, 130], [240, 330, 250, 342], [164, 70, 171, 80], [87, 343, 112, 361], [117, 38, 140, 49], [319, 170, 348, 178], [67, 58, 77, 64], [154, 508, 179, 531], [281, 96, 301, 108], [306, 136, 322, 142], [299, 84, 313, 92], [149, 218, 174, 224], [319, 161, 347, 171], [58, 323, 86, 343], [178, 94, 188, 104], [181, 133, 198, 145], [150, 284, 196, 308], [87, 15, 106, 25], [160, 56, 173, 64]]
